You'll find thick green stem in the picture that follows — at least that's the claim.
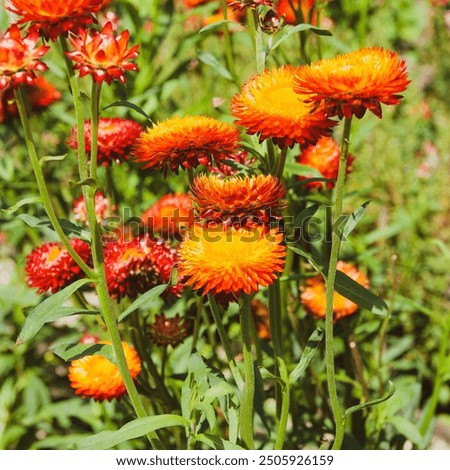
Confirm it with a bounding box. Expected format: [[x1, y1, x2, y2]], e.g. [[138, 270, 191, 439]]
[[251, 9, 265, 74], [14, 88, 94, 278], [239, 294, 255, 449], [276, 147, 288, 179], [275, 360, 290, 450], [89, 81, 102, 180], [208, 294, 243, 389], [219, 0, 239, 86], [325, 116, 353, 450]]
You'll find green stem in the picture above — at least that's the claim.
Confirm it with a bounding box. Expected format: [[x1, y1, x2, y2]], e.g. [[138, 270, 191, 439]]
[[14, 87, 94, 278], [208, 294, 244, 389], [325, 116, 353, 450], [275, 360, 290, 449], [269, 279, 283, 418], [276, 147, 288, 179], [239, 294, 255, 449], [187, 168, 194, 186], [219, 0, 239, 86], [251, 9, 265, 74], [89, 80, 102, 180]]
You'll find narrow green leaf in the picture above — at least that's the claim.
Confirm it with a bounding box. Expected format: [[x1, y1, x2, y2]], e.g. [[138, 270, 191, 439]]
[[39, 154, 67, 166], [287, 177, 335, 190], [103, 100, 153, 124], [388, 415, 426, 447], [341, 200, 371, 240], [335, 270, 389, 316], [76, 415, 190, 450], [45, 306, 99, 321], [118, 283, 168, 322], [70, 177, 98, 189], [292, 204, 319, 229], [289, 328, 324, 385], [197, 51, 233, 81], [1, 197, 42, 216], [269, 23, 332, 54], [343, 381, 395, 421], [285, 161, 324, 178], [198, 20, 233, 35], [16, 279, 92, 344], [16, 214, 90, 240], [194, 433, 245, 450], [202, 381, 235, 404], [17, 214, 47, 228], [52, 343, 115, 363], [287, 244, 324, 275]]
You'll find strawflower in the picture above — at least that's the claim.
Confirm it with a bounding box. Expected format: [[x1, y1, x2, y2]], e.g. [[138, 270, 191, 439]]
[[68, 340, 141, 401], [231, 65, 336, 147], [276, 0, 316, 25], [190, 174, 286, 228], [293, 47, 410, 119], [66, 22, 139, 84], [251, 299, 271, 340], [133, 115, 240, 175], [208, 150, 256, 177], [67, 117, 143, 166], [25, 238, 91, 294], [142, 193, 193, 238], [300, 261, 370, 321], [6, 0, 103, 41], [0, 24, 49, 90], [0, 75, 60, 122], [178, 224, 286, 295], [297, 136, 354, 190], [73, 192, 111, 224], [148, 314, 192, 347]]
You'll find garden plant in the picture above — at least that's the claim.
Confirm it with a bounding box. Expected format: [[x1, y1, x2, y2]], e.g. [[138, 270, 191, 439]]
[[0, 0, 448, 451]]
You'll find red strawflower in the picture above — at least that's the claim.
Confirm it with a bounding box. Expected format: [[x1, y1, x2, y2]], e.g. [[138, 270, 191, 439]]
[[0, 24, 49, 90], [66, 22, 139, 85], [276, 0, 316, 25], [148, 314, 192, 347], [0, 75, 60, 122], [67, 117, 143, 166], [6, 0, 103, 41], [208, 150, 256, 177], [25, 238, 92, 294]]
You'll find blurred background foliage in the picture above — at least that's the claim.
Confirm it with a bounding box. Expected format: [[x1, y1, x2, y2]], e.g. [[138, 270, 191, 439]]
[[0, 0, 449, 450]]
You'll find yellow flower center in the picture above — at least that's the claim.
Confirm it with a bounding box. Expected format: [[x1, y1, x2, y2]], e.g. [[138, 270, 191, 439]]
[[121, 247, 145, 262], [253, 85, 312, 118], [47, 245, 62, 262]]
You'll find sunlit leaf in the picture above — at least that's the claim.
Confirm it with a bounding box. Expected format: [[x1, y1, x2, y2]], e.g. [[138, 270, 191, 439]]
[[289, 328, 324, 385]]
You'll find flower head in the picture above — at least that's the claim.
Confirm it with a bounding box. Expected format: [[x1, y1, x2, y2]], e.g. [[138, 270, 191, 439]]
[[25, 238, 91, 294], [190, 174, 286, 228], [73, 192, 112, 224], [133, 115, 240, 175], [0, 24, 49, 90], [208, 150, 256, 177], [297, 136, 354, 190], [66, 22, 139, 84], [142, 193, 193, 238], [231, 65, 336, 147], [293, 47, 410, 119], [0, 75, 60, 122], [68, 340, 141, 401], [104, 236, 182, 301], [67, 117, 143, 166], [178, 224, 286, 295], [7, 0, 103, 41], [276, 0, 316, 25], [300, 261, 370, 321], [148, 314, 192, 347]]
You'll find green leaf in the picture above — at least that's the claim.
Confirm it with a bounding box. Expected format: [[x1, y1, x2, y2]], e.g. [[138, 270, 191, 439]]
[[76, 415, 190, 450], [289, 328, 324, 385], [52, 343, 115, 363], [198, 20, 234, 35], [117, 283, 168, 322], [39, 154, 67, 166], [16, 214, 90, 240], [287, 177, 335, 190], [194, 433, 245, 450], [287, 244, 324, 275], [341, 200, 371, 240], [1, 197, 42, 216], [70, 177, 98, 189], [343, 381, 395, 421], [17, 214, 48, 228], [16, 279, 92, 344], [197, 51, 233, 81], [387, 415, 425, 447], [335, 270, 389, 316], [269, 23, 332, 54], [103, 100, 153, 124], [292, 204, 319, 229], [284, 161, 324, 178]]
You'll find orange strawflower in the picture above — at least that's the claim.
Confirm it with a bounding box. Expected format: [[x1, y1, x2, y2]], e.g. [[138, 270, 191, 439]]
[[7, 0, 103, 41], [300, 261, 370, 321], [133, 115, 240, 175], [148, 314, 192, 347], [190, 174, 286, 228], [67, 117, 143, 166], [66, 22, 139, 85], [68, 340, 141, 401], [251, 299, 271, 340], [0, 24, 49, 90], [0, 75, 60, 122], [25, 238, 92, 294], [178, 224, 286, 295], [231, 65, 336, 147], [182, 0, 212, 7], [142, 193, 193, 238], [293, 47, 410, 119], [297, 136, 354, 190], [276, 0, 316, 25]]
